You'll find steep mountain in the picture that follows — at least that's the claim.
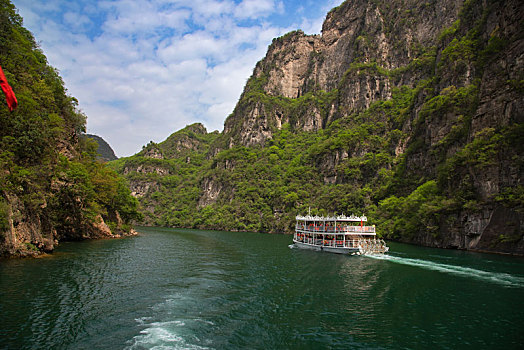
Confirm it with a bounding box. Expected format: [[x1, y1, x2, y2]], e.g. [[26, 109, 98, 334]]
[[84, 134, 118, 161], [116, 0, 523, 254], [0, 0, 141, 257]]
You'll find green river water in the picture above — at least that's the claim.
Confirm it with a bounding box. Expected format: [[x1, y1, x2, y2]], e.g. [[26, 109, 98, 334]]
[[1, 227, 523, 349]]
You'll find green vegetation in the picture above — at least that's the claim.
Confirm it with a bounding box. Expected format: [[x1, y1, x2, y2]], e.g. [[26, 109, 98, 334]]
[[0, 0, 140, 255], [377, 181, 448, 240], [113, 0, 522, 249], [0, 198, 9, 232], [115, 102, 409, 234]]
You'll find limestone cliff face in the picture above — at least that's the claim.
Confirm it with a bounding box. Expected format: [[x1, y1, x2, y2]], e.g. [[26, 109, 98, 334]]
[[124, 147, 165, 199], [216, 0, 524, 254], [1, 192, 56, 256], [223, 0, 463, 148], [401, 0, 523, 254]]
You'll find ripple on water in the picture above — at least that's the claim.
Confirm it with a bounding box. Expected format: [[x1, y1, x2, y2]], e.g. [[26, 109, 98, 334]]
[[2, 228, 524, 349]]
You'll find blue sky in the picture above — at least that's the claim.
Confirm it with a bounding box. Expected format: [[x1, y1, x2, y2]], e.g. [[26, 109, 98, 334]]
[[12, 0, 343, 156]]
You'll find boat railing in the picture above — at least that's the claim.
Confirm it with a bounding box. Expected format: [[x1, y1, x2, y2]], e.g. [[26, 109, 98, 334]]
[[295, 224, 375, 234], [294, 235, 380, 249]]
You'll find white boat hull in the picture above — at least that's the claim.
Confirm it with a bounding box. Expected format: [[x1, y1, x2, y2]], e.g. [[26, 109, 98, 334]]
[[292, 240, 359, 254]]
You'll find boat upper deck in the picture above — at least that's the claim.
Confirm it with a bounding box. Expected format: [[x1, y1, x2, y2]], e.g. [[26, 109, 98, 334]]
[[296, 214, 368, 222], [295, 223, 375, 234], [295, 214, 375, 235]]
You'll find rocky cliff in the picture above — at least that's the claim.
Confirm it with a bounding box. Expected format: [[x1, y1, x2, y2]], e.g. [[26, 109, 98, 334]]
[[0, 1, 141, 257], [222, 0, 464, 147], [117, 0, 523, 254]]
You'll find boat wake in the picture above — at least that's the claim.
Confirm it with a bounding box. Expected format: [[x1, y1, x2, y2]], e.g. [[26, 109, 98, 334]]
[[125, 292, 215, 350], [367, 254, 524, 288], [126, 317, 212, 350]]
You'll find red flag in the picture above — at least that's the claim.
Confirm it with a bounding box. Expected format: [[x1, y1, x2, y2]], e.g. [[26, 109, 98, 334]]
[[0, 65, 18, 112]]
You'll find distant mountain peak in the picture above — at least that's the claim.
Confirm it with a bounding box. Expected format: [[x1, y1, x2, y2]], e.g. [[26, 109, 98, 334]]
[[85, 134, 118, 161]]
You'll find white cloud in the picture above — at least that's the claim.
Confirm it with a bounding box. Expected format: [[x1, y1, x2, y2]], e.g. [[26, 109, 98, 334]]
[[234, 0, 276, 19], [100, 1, 190, 35], [12, 0, 343, 157], [63, 12, 92, 31]]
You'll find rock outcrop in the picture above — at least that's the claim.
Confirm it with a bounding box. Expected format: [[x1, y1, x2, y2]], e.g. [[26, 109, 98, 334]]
[[223, 0, 464, 148]]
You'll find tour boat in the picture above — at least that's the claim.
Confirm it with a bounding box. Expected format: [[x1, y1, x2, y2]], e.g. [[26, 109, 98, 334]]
[[293, 213, 388, 255]]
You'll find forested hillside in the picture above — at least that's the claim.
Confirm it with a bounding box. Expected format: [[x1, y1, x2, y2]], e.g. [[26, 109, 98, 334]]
[[0, 0, 140, 257], [115, 0, 523, 254], [109, 123, 220, 226]]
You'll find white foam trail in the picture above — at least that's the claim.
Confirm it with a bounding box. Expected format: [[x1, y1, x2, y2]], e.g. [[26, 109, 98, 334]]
[[368, 254, 524, 288], [126, 320, 210, 350]]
